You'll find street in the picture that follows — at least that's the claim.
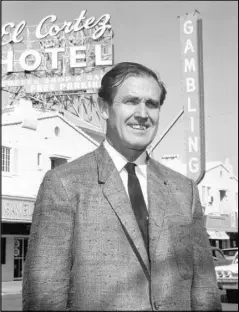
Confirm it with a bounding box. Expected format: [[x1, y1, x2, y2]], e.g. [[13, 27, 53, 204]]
[[1, 293, 238, 311]]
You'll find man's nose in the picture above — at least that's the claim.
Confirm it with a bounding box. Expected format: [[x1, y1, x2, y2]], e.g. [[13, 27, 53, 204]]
[[134, 102, 148, 119]]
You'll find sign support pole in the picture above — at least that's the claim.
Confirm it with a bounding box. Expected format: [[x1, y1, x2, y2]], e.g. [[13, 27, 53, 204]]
[[148, 108, 184, 155]]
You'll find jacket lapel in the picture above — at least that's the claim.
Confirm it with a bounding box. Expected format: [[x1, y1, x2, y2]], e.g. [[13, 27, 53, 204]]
[[94, 144, 150, 275], [147, 158, 170, 261]]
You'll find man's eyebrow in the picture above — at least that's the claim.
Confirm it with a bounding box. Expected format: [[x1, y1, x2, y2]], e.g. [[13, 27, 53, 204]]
[[123, 95, 141, 101], [122, 95, 160, 106]]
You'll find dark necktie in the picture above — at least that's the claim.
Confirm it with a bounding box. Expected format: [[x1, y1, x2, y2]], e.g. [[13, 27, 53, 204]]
[[125, 162, 149, 254]]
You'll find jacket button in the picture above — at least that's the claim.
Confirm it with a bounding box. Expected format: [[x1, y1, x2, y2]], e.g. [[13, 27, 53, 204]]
[[154, 301, 160, 310]]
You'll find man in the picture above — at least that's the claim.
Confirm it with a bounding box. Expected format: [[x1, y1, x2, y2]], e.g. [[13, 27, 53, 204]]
[[23, 62, 222, 311]]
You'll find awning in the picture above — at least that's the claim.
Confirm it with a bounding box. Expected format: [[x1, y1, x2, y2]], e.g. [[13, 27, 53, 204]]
[[207, 230, 230, 240]]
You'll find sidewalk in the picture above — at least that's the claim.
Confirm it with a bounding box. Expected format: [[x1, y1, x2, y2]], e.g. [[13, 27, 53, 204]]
[[2, 281, 22, 295]]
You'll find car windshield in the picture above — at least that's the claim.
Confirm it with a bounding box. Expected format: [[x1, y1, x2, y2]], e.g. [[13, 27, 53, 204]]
[[233, 252, 238, 264], [223, 249, 238, 257], [212, 249, 225, 259]]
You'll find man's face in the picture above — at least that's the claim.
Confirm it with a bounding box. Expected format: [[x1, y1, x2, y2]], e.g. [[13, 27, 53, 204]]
[[102, 75, 162, 158]]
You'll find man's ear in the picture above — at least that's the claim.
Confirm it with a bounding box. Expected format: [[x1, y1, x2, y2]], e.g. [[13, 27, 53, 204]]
[[98, 97, 109, 120]]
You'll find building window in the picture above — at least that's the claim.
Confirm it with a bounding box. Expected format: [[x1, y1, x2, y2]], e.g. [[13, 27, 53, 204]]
[[202, 186, 212, 206], [231, 211, 237, 228], [1, 237, 6, 264], [207, 187, 213, 205], [219, 189, 227, 201], [50, 157, 67, 169], [202, 186, 206, 205], [219, 189, 229, 214], [103, 45, 109, 55], [14, 237, 29, 279], [54, 126, 60, 136], [37, 153, 42, 167], [2, 146, 11, 172]]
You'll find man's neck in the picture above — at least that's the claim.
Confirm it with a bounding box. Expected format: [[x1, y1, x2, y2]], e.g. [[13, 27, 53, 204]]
[[105, 137, 146, 162]]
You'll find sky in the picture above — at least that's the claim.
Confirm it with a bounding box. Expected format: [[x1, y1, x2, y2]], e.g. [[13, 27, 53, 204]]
[[2, 1, 238, 176]]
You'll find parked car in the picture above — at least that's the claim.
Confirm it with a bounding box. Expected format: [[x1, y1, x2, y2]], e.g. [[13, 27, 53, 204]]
[[215, 251, 238, 303], [222, 247, 238, 262], [211, 247, 231, 267]]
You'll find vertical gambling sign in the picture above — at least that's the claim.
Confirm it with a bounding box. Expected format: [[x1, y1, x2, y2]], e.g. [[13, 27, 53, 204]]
[[179, 11, 205, 184]]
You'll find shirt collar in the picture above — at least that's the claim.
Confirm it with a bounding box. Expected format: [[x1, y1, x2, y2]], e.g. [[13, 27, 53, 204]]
[[103, 139, 148, 174]]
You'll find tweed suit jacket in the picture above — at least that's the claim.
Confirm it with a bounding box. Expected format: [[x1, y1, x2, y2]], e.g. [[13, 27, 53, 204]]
[[22, 144, 222, 311]]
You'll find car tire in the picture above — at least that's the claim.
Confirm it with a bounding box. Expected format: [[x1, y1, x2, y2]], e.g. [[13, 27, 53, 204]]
[[226, 290, 238, 303]]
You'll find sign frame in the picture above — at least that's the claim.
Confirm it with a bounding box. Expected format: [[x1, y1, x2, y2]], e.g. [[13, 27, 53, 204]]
[[179, 10, 205, 184]]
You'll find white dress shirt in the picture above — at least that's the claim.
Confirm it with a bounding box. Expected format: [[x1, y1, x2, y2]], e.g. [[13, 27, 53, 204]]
[[103, 139, 148, 208]]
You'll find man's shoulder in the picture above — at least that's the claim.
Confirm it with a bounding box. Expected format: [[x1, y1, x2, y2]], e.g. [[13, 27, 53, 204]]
[[46, 149, 98, 181], [150, 157, 192, 185]]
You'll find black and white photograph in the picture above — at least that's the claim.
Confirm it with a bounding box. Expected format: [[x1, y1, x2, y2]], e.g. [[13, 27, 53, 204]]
[[1, 1, 238, 311]]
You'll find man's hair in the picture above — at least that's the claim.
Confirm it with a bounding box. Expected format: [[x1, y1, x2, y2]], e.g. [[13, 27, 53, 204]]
[[98, 62, 167, 106]]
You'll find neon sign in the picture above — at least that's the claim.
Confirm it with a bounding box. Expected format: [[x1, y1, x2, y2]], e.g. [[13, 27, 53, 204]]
[[1, 10, 113, 131], [2, 10, 113, 88], [179, 11, 205, 183], [2, 10, 112, 45], [3, 45, 112, 72]]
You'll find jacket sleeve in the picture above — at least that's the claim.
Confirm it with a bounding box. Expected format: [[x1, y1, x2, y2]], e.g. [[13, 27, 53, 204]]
[[190, 180, 222, 311], [22, 169, 75, 311]]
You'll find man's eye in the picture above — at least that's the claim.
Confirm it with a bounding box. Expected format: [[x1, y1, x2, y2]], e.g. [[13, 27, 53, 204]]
[[147, 101, 158, 108], [126, 100, 137, 105]]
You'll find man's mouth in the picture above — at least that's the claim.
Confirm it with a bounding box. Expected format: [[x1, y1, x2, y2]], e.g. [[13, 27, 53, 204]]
[[129, 124, 149, 130]]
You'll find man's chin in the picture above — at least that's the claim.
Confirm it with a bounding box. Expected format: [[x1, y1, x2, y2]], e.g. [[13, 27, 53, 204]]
[[128, 143, 149, 152], [126, 134, 155, 151]]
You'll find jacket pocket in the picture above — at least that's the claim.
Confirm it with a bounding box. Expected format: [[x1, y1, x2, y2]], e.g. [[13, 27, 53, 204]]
[[171, 223, 193, 280]]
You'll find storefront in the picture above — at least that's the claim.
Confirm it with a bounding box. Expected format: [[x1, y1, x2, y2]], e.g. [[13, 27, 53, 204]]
[[1, 106, 103, 283], [227, 232, 238, 248], [1, 195, 35, 282], [206, 213, 238, 250]]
